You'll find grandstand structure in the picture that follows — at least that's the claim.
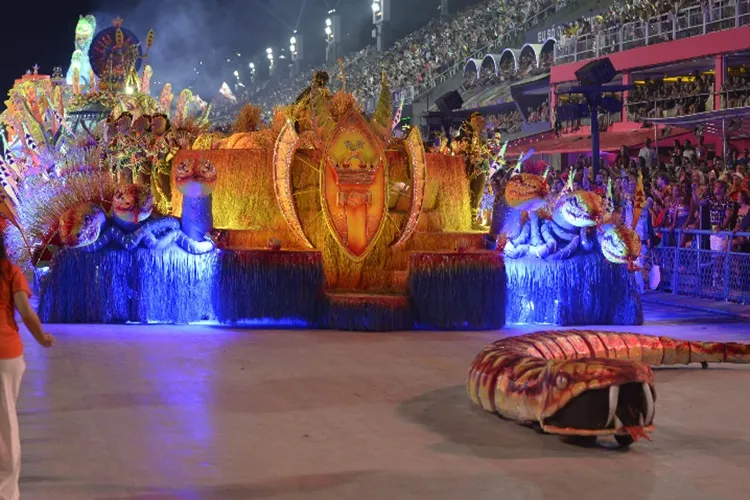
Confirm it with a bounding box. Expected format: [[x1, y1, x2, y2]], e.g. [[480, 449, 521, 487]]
[[217, 0, 608, 125], [448, 0, 750, 164]]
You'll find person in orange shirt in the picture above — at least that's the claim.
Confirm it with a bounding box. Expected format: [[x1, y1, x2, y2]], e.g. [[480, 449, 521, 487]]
[[0, 236, 54, 499]]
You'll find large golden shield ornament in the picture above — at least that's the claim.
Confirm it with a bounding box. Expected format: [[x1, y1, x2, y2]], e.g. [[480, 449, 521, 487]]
[[320, 110, 388, 260], [271, 71, 395, 261]]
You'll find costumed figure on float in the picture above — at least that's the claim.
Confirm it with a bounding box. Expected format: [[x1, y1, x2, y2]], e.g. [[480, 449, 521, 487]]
[[452, 112, 490, 229], [66, 15, 97, 88]]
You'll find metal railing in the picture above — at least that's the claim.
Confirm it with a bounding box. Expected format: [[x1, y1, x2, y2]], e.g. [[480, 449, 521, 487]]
[[554, 0, 750, 65], [412, 0, 563, 103], [652, 228, 750, 304], [625, 92, 715, 119]]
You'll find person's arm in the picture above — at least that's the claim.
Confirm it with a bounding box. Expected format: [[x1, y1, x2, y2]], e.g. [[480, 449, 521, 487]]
[[692, 185, 707, 206], [13, 292, 53, 348], [721, 203, 736, 231], [669, 205, 678, 231], [582, 167, 591, 190], [740, 209, 750, 233], [684, 200, 697, 228]]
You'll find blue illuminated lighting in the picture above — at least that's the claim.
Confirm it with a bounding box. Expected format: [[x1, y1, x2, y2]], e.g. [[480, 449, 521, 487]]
[[36, 244, 642, 330], [504, 253, 643, 326]]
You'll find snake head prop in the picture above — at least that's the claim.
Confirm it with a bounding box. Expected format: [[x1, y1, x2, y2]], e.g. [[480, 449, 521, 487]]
[[59, 202, 107, 248], [504, 173, 549, 211], [556, 190, 604, 228], [112, 183, 154, 224], [175, 156, 217, 197], [540, 358, 655, 440], [601, 225, 642, 270]]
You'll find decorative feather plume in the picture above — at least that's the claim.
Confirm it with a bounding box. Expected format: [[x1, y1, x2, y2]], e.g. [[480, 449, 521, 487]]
[[4, 154, 22, 181], [141, 65, 152, 94], [511, 159, 522, 176], [605, 178, 615, 216], [0, 160, 20, 206], [53, 86, 64, 118], [173, 89, 193, 127], [631, 169, 646, 230], [0, 195, 26, 247], [146, 29, 155, 51], [392, 94, 405, 130], [567, 168, 576, 191], [24, 132, 38, 157], [369, 72, 392, 144], [72, 67, 81, 95], [159, 83, 174, 117], [114, 17, 124, 47], [89, 69, 98, 92], [337, 58, 346, 91], [518, 148, 535, 164]]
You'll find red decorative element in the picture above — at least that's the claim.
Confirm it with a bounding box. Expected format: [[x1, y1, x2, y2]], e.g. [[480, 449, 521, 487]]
[[227, 250, 322, 267], [175, 154, 217, 197], [326, 292, 409, 309], [410, 251, 504, 270], [624, 427, 652, 442], [267, 238, 282, 251], [113, 184, 153, 223], [506, 128, 691, 157]]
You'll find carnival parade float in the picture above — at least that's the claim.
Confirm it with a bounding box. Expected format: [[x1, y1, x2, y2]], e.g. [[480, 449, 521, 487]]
[[0, 16, 644, 331]]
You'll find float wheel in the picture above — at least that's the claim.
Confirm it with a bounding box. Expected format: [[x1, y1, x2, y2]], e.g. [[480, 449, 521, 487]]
[[614, 434, 635, 448], [564, 435, 597, 447]]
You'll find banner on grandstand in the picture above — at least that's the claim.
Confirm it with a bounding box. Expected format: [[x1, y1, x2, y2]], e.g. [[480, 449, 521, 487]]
[[525, 11, 603, 44]]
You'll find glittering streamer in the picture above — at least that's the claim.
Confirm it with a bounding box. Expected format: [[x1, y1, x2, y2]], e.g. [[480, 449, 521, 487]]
[[5, 170, 116, 267], [318, 293, 413, 331], [504, 252, 643, 326], [408, 252, 505, 330], [211, 250, 323, 325], [38, 248, 324, 325], [392, 126, 426, 248], [273, 122, 313, 248]]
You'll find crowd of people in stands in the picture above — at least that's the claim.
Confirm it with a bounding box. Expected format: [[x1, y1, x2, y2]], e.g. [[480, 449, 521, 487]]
[[486, 110, 523, 134], [213, 0, 575, 123], [628, 73, 714, 121], [722, 72, 750, 108], [526, 99, 550, 123], [559, 138, 750, 259]]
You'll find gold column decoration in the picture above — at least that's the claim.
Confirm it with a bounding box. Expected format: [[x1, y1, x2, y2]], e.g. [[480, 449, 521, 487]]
[[273, 122, 313, 248], [392, 127, 427, 248]]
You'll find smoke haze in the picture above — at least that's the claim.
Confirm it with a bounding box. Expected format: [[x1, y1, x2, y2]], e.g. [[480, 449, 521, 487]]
[[91, 0, 273, 99]]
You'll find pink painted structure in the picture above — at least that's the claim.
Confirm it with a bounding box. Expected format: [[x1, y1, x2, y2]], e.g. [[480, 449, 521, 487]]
[[545, 25, 750, 155]]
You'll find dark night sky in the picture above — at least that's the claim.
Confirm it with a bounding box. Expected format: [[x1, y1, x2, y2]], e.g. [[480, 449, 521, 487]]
[[1, 0, 476, 105]]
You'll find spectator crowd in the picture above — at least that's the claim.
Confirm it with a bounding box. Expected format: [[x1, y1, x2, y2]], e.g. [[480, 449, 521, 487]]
[[560, 140, 750, 276], [213, 0, 574, 124]]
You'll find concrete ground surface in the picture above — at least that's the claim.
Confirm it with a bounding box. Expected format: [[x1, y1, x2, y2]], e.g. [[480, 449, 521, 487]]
[[18, 302, 750, 500]]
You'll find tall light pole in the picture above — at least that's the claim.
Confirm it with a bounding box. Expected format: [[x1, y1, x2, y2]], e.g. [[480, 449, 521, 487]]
[[290, 33, 303, 77], [266, 47, 274, 77], [440, 0, 449, 17], [371, 0, 391, 52], [249, 62, 256, 84], [325, 11, 341, 63]]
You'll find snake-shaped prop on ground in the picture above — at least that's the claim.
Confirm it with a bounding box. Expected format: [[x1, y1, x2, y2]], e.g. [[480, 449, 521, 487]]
[[468, 330, 750, 447]]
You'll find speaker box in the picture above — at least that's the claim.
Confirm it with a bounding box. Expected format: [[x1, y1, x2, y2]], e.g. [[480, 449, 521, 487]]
[[435, 90, 463, 113], [574, 58, 616, 86]]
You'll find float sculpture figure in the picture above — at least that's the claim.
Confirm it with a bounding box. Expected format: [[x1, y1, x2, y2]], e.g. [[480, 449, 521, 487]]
[[66, 15, 97, 88]]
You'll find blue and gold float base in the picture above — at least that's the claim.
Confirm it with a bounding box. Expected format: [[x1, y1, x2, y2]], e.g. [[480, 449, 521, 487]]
[[504, 252, 644, 326], [37, 247, 641, 330]]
